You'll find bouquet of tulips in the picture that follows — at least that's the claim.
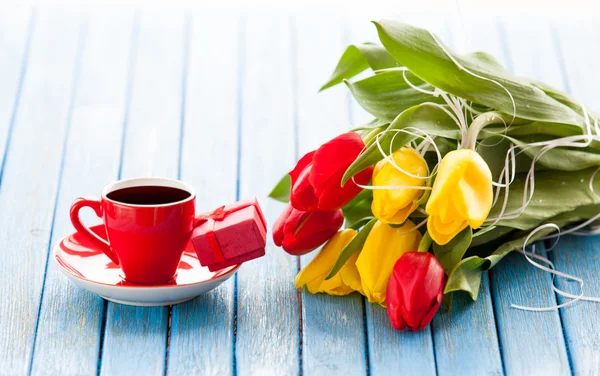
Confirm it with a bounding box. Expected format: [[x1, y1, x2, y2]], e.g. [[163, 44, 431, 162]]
[[269, 20, 600, 331]]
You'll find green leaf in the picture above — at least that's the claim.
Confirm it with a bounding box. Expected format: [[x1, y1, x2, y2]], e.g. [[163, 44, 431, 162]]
[[477, 136, 513, 181], [442, 292, 453, 312], [373, 20, 584, 128], [465, 51, 507, 72], [347, 217, 374, 230], [507, 135, 600, 171], [342, 103, 461, 184], [532, 80, 587, 117], [433, 227, 472, 274], [471, 226, 514, 247], [344, 70, 444, 122], [417, 231, 432, 253], [503, 121, 582, 138], [325, 218, 378, 280], [342, 189, 373, 227], [476, 135, 538, 181], [268, 174, 291, 203], [490, 167, 600, 230], [350, 118, 390, 132], [320, 43, 399, 91], [444, 256, 488, 300]]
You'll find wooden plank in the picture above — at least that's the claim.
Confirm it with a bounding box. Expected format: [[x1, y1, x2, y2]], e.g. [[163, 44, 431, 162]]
[[295, 13, 367, 375], [345, 16, 379, 128], [487, 17, 571, 376], [167, 10, 240, 376], [0, 9, 82, 375], [235, 13, 300, 376], [0, 7, 31, 177], [433, 274, 502, 374], [29, 10, 135, 376], [547, 18, 600, 375], [99, 10, 187, 376], [366, 305, 436, 375], [429, 17, 503, 376]]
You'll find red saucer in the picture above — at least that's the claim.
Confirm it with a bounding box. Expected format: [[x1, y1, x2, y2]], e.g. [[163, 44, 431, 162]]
[[53, 224, 239, 306]]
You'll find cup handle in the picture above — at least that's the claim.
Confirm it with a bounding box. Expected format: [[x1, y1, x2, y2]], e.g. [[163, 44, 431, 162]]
[[69, 196, 120, 265]]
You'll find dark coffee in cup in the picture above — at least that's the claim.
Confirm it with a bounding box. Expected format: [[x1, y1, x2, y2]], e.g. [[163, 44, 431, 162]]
[[107, 186, 191, 205]]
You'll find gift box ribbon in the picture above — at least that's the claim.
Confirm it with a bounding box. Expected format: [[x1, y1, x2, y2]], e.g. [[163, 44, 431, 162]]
[[194, 199, 265, 263]]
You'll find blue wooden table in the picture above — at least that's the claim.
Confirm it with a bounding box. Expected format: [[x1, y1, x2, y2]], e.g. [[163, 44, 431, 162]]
[[1, 6, 599, 375]]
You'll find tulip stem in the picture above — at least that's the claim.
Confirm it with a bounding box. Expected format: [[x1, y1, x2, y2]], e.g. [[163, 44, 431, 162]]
[[417, 231, 433, 253], [463, 112, 513, 150]]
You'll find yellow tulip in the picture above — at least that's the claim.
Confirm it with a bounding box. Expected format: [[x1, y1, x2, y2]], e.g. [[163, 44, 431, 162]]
[[371, 147, 428, 224], [426, 149, 493, 245], [295, 229, 362, 296], [356, 220, 422, 305]]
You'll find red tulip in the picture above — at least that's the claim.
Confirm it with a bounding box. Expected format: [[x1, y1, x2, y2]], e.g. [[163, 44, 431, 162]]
[[386, 252, 446, 331], [273, 203, 344, 256], [289, 132, 373, 212]]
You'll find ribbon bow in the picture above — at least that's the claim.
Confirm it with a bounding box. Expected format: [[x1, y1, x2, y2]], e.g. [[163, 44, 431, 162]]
[[194, 201, 257, 263]]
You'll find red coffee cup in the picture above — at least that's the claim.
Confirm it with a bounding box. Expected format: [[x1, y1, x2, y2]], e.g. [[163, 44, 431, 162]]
[[69, 177, 198, 285]]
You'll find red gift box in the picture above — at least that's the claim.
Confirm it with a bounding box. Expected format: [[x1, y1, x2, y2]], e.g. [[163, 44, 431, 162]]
[[191, 198, 267, 272]]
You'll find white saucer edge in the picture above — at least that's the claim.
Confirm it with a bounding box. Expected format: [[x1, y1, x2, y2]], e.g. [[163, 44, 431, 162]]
[[101, 296, 196, 307]]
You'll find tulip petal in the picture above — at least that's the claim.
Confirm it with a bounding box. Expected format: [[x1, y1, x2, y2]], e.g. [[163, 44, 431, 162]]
[[460, 156, 493, 228], [290, 165, 319, 212], [311, 133, 365, 185], [273, 203, 294, 246], [304, 278, 324, 294], [295, 210, 344, 241], [280, 207, 344, 255], [295, 229, 358, 296], [427, 216, 468, 246], [295, 230, 356, 288], [289, 150, 316, 184], [414, 293, 444, 331], [340, 252, 363, 294], [318, 276, 355, 295], [373, 200, 418, 225], [372, 148, 427, 224], [356, 220, 421, 304], [386, 275, 408, 330], [400, 255, 445, 329], [426, 149, 493, 244], [385, 252, 446, 331], [430, 213, 467, 235], [316, 166, 373, 211], [310, 132, 370, 210]]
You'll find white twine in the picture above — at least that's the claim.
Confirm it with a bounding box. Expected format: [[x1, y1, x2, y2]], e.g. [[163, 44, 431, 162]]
[[511, 220, 600, 312]]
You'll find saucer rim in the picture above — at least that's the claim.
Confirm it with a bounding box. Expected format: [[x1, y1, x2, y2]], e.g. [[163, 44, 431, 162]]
[[52, 230, 241, 290]]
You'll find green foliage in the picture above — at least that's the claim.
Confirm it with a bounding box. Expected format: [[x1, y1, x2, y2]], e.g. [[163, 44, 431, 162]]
[[320, 43, 399, 91], [325, 218, 378, 280], [372, 20, 584, 127], [433, 227, 472, 274], [342, 189, 373, 228], [344, 70, 443, 121], [268, 174, 290, 203]]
